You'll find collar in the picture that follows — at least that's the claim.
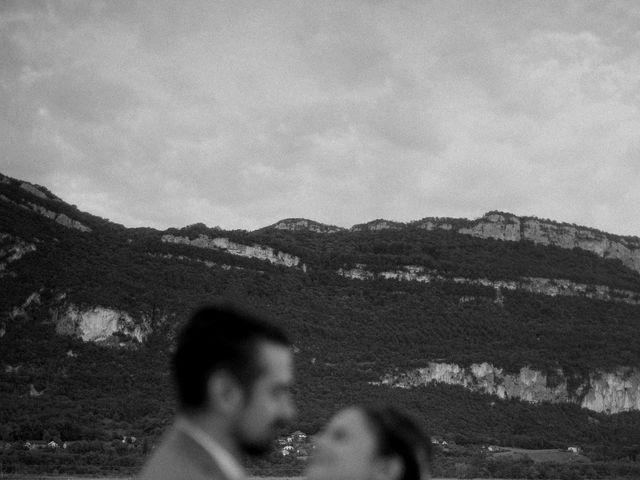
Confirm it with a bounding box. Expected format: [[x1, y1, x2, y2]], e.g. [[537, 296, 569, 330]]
[[174, 417, 246, 480]]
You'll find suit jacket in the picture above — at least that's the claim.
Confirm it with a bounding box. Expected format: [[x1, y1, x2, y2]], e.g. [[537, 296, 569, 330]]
[[138, 426, 238, 480]]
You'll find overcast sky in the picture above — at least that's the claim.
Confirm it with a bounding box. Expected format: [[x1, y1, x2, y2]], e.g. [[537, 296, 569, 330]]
[[2, 1, 640, 235]]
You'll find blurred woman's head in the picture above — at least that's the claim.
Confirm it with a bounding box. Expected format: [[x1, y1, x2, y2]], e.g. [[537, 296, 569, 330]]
[[305, 405, 432, 480]]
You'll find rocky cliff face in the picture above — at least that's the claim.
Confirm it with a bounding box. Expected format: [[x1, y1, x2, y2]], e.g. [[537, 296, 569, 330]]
[[19, 182, 58, 201], [27, 203, 92, 232], [376, 362, 640, 414], [54, 305, 149, 344], [351, 219, 405, 232], [161, 234, 306, 270], [147, 253, 245, 271], [0, 234, 37, 276], [271, 218, 345, 233], [417, 212, 640, 273], [0, 187, 91, 232], [338, 264, 640, 305], [7, 288, 153, 347], [582, 370, 640, 413]]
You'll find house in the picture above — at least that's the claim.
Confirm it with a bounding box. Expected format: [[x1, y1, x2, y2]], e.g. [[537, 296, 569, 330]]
[[568, 446, 581, 454], [291, 430, 307, 442], [47, 441, 59, 449], [23, 441, 50, 450], [430, 438, 451, 453], [281, 445, 295, 456]]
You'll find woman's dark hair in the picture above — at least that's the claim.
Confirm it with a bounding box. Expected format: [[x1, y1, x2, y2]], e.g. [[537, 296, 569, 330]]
[[172, 303, 290, 410], [361, 405, 432, 480]]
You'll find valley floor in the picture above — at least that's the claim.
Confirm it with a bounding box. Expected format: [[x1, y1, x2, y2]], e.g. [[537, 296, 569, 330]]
[[490, 447, 590, 464]]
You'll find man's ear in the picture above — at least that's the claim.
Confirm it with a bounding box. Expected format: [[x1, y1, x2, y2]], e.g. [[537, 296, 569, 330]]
[[373, 455, 404, 480], [207, 370, 244, 414]]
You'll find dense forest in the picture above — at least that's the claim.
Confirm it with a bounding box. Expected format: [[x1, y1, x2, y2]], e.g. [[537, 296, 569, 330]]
[[1, 173, 640, 478]]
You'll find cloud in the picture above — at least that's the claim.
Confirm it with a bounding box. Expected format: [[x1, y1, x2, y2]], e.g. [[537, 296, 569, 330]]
[[1, 1, 640, 236]]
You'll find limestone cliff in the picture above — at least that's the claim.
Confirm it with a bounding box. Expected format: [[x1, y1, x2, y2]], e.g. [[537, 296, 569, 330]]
[[338, 264, 640, 305], [9, 291, 42, 320], [161, 234, 306, 270], [375, 362, 640, 414], [269, 218, 345, 233], [345, 212, 640, 272], [147, 252, 247, 271], [0, 233, 37, 275], [54, 305, 149, 344], [8, 289, 153, 347], [416, 212, 640, 273], [351, 219, 405, 232], [20, 182, 57, 201], [27, 202, 92, 232], [0, 189, 91, 232]]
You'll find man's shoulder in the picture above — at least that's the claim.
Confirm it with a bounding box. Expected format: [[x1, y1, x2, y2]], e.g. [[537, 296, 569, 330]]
[[138, 427, 232, 480]]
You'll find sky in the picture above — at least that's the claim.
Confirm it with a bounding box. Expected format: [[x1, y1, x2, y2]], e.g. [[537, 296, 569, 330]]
[[2, 1, 640, 235]]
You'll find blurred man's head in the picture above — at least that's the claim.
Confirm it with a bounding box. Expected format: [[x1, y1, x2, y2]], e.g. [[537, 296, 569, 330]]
[[172, 304, 295, 454]]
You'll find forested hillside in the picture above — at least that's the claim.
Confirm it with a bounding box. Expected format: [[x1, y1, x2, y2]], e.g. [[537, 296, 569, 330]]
[[1, 173, 639, 478]]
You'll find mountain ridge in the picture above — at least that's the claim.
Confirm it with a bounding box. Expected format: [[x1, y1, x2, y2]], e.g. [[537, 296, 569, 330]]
[[6, 172, 639, 239], [1, 171, 640, 476]]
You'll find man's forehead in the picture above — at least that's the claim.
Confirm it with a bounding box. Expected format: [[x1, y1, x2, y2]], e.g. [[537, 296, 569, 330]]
[[255, 341, 294, 377]]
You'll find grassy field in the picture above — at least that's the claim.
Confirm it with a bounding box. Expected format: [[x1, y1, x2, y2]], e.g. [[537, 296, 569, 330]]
[[490, 447, 590, 464]]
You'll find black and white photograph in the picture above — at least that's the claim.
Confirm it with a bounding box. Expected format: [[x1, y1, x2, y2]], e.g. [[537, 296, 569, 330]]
[[1, 1, 640, 479]]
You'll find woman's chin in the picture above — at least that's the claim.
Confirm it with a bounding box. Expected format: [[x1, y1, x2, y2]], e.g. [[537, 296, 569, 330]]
[[304, 463, 329, 480]]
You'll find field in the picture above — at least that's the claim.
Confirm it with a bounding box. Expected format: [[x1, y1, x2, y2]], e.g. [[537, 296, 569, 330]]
[[490, 447, 590, 464]]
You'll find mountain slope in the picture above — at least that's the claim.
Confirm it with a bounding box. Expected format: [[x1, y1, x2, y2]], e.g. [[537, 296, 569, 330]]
[[1, 172, 640, 476]]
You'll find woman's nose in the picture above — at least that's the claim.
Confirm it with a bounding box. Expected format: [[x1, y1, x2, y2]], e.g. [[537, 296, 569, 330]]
[[314, 432, 330, 450]]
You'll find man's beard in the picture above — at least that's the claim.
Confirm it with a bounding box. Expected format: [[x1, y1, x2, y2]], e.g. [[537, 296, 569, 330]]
[[239, 419, 288, 456], [240, 438, 272, 456]]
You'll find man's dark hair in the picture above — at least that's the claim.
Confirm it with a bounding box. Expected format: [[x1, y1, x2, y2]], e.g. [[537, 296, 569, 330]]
[[172, 303, 291, 410]]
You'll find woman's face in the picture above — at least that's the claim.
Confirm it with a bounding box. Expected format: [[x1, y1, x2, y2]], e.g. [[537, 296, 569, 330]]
[[305, 407, 381, 480]]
